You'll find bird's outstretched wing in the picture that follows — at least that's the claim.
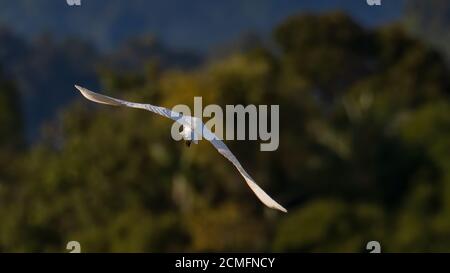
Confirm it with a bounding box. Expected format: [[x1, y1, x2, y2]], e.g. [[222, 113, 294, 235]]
[[203, 127, 287, 212], [75, 84, 286, 212], [75, 85, 183, 122]]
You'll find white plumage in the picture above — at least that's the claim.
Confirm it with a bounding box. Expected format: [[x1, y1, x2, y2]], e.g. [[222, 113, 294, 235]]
[[75, 85, 287, 213]]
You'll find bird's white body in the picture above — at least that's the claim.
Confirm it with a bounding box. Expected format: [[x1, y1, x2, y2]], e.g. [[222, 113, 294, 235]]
[[179, 116, 200, 144], [74, 85, 287, 213]]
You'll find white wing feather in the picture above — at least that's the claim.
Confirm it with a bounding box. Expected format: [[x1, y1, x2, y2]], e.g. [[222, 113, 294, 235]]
[[74, 85, 183, 122], [203, 128, 287, 212]]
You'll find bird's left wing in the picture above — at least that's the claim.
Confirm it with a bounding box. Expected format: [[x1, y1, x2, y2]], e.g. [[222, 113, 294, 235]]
[[74, 85, 183, 122], [203, 127, 287, 212]]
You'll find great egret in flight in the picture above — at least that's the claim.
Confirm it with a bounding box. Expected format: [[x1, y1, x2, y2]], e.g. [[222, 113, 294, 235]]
[[74, 85, 287, 213]]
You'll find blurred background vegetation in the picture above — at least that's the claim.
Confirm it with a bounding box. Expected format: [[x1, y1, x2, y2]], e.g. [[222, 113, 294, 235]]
[[0, 0, 449, 252]]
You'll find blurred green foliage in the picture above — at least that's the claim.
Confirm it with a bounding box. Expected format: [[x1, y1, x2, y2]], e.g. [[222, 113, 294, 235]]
[[0, 12, 449, 252], [405, 0, 450, 63]]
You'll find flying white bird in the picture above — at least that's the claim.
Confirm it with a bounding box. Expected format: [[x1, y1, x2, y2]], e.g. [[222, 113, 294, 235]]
[[74, 85, 287, 213]]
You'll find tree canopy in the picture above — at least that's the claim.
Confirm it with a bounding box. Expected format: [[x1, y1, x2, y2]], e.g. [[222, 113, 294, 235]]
[[0, 12, 449, 252]]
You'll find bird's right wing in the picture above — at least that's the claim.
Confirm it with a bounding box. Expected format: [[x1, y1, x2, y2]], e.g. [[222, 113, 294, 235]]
[[75, 85, 183, 122], [203, 127, 287, 213]]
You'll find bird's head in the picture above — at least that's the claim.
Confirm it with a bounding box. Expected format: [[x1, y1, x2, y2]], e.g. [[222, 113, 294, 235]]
[[180, 116, 202, 146], [180, 126, 198, 146]]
